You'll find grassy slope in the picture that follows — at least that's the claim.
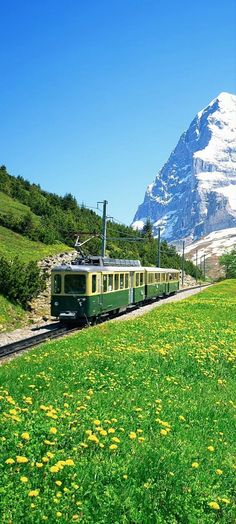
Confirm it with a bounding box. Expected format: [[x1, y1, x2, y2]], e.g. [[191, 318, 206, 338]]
[[0, 295, 27, 332], [0, 192, 72, 331], [0, 281, 235, 523]]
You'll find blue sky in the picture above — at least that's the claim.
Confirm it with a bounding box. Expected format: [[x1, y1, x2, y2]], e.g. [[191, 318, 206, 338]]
[[0, 0, 235, 224]]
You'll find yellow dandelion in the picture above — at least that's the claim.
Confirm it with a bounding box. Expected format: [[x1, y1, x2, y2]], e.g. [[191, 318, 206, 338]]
[[44, 440, 55, 445], [138, 437, 145, 442], [221, 498, 230, 504], [109, 444, 118, 450], [208, 501, 220, 510], [129, 432, 136, 440], [50, 465, 60, 473], [123, 474, 128, 479], [215, 469, 223, 475], [207, 446, 215, 452], [72, 516, 79, 521], [111, 437, 120, 443], [28, 489, 40, 497], [108, 428, 115, 434], [21, 432, 30, 440], [16, 456, 28, 464], [65, 459, 75, 466], [56, 512, 62, 518], [191, 462, 199, 469], [20, 476, 28, 483], [47, 451, 54, 458], [93, 419, 100, 426], [179, 415, 186, 422], [50, 427, 57, 435], [160, 429, 168, 436], [87, 434, 99, 444], [99, 429, 107, 436], [55, 480, 62, 486], [5, 458, 15, 464]]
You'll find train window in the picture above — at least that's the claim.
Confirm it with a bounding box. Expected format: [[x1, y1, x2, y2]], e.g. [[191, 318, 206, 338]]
[[54, 274, 61, 294], [120, 274, 124, 289], [148, 273, 154, 284], [103, 275, 108, 293], [92, 275, 97, 293], [161, 273, 166, 282], [108, 274, 113, 291], [65, 274, 86, 294], [140, 273, 144, 286], [125, 274, 129, 288], [115, 274, 119, 290], [135, 273, 140, 286]]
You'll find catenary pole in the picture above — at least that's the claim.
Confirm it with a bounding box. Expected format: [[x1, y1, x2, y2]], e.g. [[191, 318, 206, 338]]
[[182, 240, 185, 287], [157, 227, 161, 267], [101, 200, 108, 258], [195, 249, 198, 284]]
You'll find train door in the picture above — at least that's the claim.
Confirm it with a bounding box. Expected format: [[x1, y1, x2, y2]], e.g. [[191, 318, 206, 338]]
[[129, 272, 134, 304]]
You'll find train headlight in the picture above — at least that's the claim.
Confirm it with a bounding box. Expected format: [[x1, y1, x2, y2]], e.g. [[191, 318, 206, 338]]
[[54, 301, 59, 306]]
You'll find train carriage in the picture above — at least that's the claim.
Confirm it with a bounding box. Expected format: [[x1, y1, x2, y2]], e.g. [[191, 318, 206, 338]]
[[51, 257, 179, 323]]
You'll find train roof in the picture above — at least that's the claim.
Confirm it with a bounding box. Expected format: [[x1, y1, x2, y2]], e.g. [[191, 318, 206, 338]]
[[52, 264, 179, 274]]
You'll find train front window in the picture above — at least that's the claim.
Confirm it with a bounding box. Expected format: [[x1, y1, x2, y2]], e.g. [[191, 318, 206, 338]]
[[54, 274, 61, 294], [65, 274, 86, 294]]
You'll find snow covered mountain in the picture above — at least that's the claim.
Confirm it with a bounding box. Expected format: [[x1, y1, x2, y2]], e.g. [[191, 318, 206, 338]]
[[132, 92, 236, 243]]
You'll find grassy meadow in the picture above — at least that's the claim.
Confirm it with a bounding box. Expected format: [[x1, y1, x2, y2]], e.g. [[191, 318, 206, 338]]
[[0, 281, 235, 523]]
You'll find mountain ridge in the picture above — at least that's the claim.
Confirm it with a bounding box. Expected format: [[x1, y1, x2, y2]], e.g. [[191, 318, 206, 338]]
[[132, 92, 236, 244]]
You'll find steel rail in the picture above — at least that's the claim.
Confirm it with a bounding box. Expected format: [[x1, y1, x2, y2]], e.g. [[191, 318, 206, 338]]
[[0, 284, 211, 360]]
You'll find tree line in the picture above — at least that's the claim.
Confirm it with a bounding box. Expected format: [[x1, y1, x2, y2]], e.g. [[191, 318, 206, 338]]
[[0, 165, 202, 281]]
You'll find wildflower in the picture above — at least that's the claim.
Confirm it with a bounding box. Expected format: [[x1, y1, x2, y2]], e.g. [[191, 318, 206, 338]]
[[87, 434, 99, 444], [215, 469, 223, 475], [160, 429, 168, 436], [108, 428, 115, 434], [207, 446, 215, 452], [20, 476, 28, 483], [28, 489, 40, 497], [93, 419, 100, 425], [208, 501, 220, 510], [221, 498, 230, 504], [72, 516, 79, 521], [129, 432, 136, 440], [111, 437, 120, 443], [16, 456, 28, 464], [5, 458, 15, 464], [109, 444, 118, 450], [191, 462, 199, 468], [44, 440, 55, 445], [21, 432, 30, 440], [55, 480, 62, 486], [179, 415, 186, 422], [50, 465, 60, 473], [56, 512, 62, 518], [123, 474, 128, 479], [47, 451, 54, 458], [50, 427, 57, 435], [138, 437, 145, 442], [42, 457, 49, 463], [65, 459, 75, 466], [36, 462, 43, 468], [99, 429, 107, 436]]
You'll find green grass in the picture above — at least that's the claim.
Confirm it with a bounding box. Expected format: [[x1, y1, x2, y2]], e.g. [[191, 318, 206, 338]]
[[0, 191, 39, 221], [0, 281, 235, 523], [0, 295, 27, 332], [0, 225, 72, 263]]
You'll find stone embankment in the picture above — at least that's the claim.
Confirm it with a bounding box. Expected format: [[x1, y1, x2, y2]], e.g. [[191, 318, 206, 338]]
[[28, 251, 77, 322], [28, 253, 199, 323]]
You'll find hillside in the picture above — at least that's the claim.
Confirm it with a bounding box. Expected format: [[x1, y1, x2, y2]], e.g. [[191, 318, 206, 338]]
[[0, 165, 200, 276], [0, 281, 235, 523], [184, 227, 236, 279]]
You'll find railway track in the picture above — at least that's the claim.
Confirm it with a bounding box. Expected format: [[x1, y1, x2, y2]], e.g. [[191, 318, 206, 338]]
[[0, 284, 210, 361]]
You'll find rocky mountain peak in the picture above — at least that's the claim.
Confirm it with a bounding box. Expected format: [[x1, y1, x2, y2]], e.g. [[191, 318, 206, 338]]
[[132, 92, 236, 244]]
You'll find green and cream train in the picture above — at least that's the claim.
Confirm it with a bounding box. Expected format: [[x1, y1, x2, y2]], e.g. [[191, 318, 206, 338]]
[[51, 257, 180, 323]]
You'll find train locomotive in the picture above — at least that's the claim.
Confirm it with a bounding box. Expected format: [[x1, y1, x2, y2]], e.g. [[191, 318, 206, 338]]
[[51, 256, 180, 323]]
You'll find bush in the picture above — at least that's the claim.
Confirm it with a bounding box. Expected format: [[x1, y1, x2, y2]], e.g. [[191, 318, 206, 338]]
[[0, 256, 46, 309]]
